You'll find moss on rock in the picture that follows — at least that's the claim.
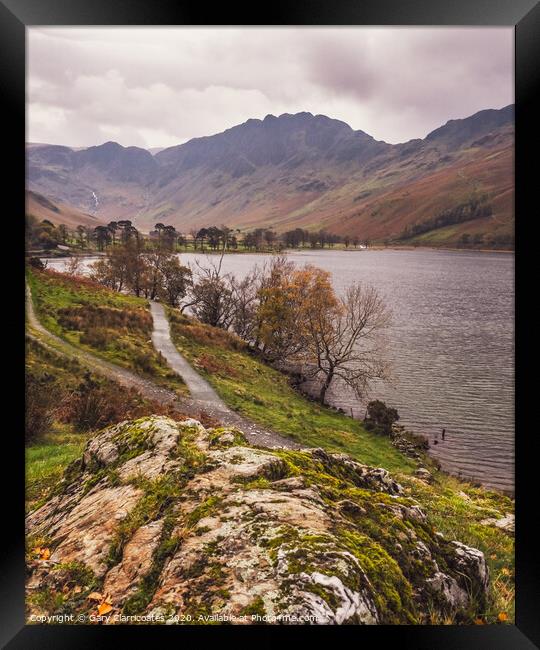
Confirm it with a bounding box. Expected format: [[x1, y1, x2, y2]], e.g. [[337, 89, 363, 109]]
[[26, 416, 491, 626]]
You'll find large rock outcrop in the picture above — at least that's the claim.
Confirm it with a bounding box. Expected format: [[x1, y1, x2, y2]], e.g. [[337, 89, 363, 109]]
[[26, 416, 489, 625]]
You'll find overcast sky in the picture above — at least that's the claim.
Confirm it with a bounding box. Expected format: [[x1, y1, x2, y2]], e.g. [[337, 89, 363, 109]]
[[27, 27, 514, 149]]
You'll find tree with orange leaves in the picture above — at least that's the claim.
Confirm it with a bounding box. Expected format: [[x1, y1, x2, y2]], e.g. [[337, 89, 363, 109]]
[[302, 282, 391, 404]]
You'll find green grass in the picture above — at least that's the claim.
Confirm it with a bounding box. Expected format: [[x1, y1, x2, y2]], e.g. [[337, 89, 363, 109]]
[[166, 308, 415, 475], [26, 423, 87, 512], [402, 473, 514, 623], [27, 268, 187, 395], [24, 327, 191, 513]]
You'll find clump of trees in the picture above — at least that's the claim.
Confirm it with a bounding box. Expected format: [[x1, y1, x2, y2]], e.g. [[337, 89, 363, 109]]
[[26, 215, 62, 250], [399, 196, 493, 241], [173, 255, 391, 404], [190, 226, 238, 251], [458, 232, 514, 249], [27, 213, 371, 256], [90, 242, 192, 307], [186, 225, 352, 252], [250, 258, 391, 403]]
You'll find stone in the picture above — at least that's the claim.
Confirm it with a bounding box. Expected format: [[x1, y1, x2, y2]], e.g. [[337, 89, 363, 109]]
[[481, 513, 514, 534], [25, 416, 491, 626], [103, 519, 164, 605], [426, 571, 469, 609], [448, 541, 489, 592], [414, 467, 433, 483], [48, 484, 144, 577], [217, 432, 236, 444], [337, 499, 367, 517], [310, 449, 403, 495], [272, 476, 306, 491]]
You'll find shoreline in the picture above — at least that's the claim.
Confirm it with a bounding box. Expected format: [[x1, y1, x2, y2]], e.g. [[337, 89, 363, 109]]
[[424, 435, 514, 497], [318, 400, 514, 497], [179, 245, 515, 256], [364, 245, 514, 255], [282, 362, 514, 497], [29, 244, 514, 260]]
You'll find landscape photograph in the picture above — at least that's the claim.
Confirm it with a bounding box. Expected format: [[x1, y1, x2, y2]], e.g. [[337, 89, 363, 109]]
[[25, 26, 514, 626]]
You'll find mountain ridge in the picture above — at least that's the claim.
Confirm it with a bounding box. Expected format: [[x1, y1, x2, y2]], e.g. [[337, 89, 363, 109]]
[[26, 105, 514, 247]]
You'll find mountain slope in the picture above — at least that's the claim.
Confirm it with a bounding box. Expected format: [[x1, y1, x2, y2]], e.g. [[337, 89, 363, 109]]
[[26, 106, 514, 247], [26, 190, 105, 229]]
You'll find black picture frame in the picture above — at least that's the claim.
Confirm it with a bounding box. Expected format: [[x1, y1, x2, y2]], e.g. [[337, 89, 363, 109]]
[[2, 0, 537, 647]]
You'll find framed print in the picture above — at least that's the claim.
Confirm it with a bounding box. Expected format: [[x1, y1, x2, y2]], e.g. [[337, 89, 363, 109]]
[[1, 0, 538, 647]]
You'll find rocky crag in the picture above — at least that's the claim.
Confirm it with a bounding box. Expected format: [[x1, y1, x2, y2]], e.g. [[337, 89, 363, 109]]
[[26, 416, 489, 625]]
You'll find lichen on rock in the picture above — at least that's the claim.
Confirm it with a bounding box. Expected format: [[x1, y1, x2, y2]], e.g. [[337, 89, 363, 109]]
[[25, 416, 490, 625]]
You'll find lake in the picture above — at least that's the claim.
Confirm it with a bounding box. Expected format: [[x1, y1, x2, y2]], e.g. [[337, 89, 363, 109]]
[[46, 248, 514, 493]]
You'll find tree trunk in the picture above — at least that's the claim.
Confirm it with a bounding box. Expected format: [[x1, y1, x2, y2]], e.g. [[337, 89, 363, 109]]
[[319, 369, 334, 405]]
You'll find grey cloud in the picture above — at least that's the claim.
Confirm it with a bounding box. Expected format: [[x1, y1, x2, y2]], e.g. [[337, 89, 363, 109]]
[[27, 27, 513, 148]]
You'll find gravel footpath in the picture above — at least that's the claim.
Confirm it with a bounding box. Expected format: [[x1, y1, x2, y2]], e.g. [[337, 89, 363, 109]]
[[26, 283, 300, 449]]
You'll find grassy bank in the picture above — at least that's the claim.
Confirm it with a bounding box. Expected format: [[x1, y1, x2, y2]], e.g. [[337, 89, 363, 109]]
[[27, 269, 187, 396], [26, 424, 87, 512], [166, 307, 415, 475], [25, 333, 190, 512]]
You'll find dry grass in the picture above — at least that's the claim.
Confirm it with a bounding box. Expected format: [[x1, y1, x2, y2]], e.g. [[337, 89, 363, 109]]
[[58, 304, 152, 335]]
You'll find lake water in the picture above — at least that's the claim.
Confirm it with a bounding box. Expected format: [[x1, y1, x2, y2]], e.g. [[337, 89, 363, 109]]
[[46, 249, 514, 493]]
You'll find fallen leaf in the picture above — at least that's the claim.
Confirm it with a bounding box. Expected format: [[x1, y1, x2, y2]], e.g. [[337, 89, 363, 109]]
[[73, 586, 82, 594], [498, 612, 508, 622], [39, 548, 50, 560], [87, 592, 103, 601], [98, 602, 113, 616], [474, 618, 485, 625]]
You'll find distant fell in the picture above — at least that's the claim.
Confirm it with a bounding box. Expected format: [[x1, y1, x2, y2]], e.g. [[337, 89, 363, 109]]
[[26, 106, 514, 248]]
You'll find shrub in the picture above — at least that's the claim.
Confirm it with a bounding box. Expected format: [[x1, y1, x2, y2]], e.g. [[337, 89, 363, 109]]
[[66, 374, 147, 431], [175, 321, 245, 351], [28, 257, 46, 270], [133, 351, 156, 374], [65, 374, 185, 432], [68, 375, 109, 431], [80, 327, 114, 349], [25, 373, 64, 443], [363, 399, 399, 436], [57, 305, 152, 335]]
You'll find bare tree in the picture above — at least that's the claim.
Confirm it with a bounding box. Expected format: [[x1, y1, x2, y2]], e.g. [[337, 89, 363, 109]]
[[302, 283, 391, 404], [65, 256, 82, 276], [230, 267, 261, 340], [188, 253, 236, 328]]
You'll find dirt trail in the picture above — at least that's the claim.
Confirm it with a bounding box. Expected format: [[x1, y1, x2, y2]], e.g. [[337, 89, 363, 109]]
[[26, 283, 300, 449], [149, 301, 300, 448]]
